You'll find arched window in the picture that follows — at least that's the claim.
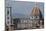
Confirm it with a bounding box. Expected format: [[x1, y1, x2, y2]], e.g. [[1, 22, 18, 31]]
[[7, 11, 9, 15]]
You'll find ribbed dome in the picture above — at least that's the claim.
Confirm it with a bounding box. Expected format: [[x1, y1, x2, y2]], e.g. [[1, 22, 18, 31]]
[[32, 7, 41, 16]]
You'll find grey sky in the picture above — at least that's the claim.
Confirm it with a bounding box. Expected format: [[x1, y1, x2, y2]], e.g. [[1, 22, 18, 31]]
[[6, 1, 44, 17]]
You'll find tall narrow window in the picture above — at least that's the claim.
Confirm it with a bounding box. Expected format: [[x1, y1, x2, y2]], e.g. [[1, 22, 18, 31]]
[[7, 11, 9, 15]]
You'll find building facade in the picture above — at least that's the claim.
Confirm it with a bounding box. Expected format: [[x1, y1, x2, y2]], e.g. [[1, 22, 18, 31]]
[[5, 0, 44, 31], [12, 7, 44, 30]]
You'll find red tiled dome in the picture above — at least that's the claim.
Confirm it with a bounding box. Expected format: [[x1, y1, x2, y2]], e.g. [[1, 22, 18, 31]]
[[32, 7, 41, 16]]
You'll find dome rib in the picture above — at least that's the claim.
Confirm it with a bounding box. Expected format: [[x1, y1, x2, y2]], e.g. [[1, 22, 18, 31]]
[[32, 7, 41, 16]]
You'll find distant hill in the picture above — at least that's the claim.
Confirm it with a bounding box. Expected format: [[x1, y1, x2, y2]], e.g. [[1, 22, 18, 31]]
[[12, 13, 28, 18]]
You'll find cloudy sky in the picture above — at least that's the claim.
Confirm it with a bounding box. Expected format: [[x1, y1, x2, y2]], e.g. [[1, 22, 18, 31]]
[[6, 1, 44, 18]]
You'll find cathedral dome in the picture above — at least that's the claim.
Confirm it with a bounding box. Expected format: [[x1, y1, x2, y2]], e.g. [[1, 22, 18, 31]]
[[32, 7, 41, 16], [31, 7, 42, 18]]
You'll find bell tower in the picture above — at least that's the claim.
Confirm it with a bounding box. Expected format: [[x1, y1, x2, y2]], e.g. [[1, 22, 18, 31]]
[[5, 7, 12, 31]]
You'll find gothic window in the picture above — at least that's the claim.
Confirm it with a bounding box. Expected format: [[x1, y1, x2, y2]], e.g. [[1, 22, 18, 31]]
[[7, 11, 9, 15], [6, 7, 11, 15]]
